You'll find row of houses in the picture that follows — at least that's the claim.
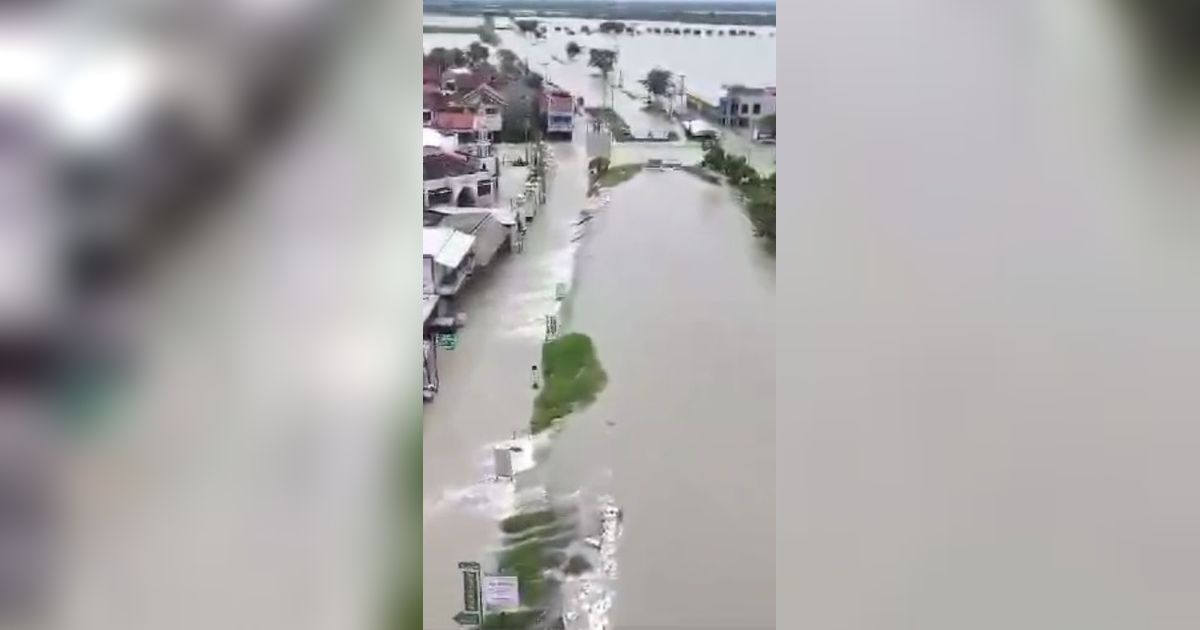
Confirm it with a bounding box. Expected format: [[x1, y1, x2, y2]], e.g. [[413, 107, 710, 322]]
[[422, 57, 577, 144], [421, 53, 574, 400]]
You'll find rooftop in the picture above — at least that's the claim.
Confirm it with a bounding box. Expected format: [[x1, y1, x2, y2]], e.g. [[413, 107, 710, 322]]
[[423, 227, 476, 270], [423, 151, 477, 180]]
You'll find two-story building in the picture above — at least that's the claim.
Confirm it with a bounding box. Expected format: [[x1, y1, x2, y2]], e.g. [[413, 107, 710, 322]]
[[460, 83, 506, 137], [717, 85, 776, 128]]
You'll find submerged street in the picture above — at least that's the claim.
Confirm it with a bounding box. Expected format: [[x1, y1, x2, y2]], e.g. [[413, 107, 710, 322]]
[[423, 126, 775, 629]]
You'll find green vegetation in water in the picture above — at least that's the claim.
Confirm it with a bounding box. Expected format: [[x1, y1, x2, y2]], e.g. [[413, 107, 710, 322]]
[[481, 609, 544, 629], [500, 509, 558, 534], [701, 141, 776, 243], [489, 505, 582, 626], [531, 333, 608, 434], [590, 161, 643, 191], [563, 554, 594, 576]]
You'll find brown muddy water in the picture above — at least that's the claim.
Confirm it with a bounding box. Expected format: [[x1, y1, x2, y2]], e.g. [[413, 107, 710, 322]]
[[423, 132, 775, 629]]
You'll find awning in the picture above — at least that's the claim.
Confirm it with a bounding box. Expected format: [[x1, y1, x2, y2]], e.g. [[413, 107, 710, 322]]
[[423, 227, 476, 269]]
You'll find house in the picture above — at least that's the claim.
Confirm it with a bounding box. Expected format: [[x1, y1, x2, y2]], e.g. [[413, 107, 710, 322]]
[[431, 106, 484, 143], [423, 84, 453, 126], [717, 85, 776, 128], [426, 206, 521, 263], [423, 149, 498, 208], [460, 83, 506, 136]]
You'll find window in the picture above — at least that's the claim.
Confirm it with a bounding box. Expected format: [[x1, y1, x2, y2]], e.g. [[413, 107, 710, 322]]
[[423, 110, 432, 124], [477, 180, 493, 197], [741, 103, 749, 114], [485, 107, 499, 115], [752, 103, 762, 114]]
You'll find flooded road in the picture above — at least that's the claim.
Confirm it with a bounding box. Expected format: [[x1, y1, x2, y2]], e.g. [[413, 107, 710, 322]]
[[422, 136, 591, 629], [423, 141, 774, 630], [548, 168, 776, 628], [424, 13, 777, 629]]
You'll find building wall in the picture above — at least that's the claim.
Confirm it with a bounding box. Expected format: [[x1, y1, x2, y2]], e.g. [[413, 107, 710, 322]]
[[423, 172, 498, 208], [719, 91, 776, 127], [423, 257, 435, 294]]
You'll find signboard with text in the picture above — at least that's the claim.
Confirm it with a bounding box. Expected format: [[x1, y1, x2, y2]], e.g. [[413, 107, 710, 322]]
[[482, 575, 520, 612]]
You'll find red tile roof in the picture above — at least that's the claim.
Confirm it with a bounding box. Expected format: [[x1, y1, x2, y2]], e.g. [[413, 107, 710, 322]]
[[423, 152, 478, 180], [432, 110, 478, 131]]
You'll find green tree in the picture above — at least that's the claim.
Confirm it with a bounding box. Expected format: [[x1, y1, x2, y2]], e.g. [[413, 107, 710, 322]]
[[468, 41, 490, 66], [640, 67, 674, 102], [515, 19, 539, 34], [588, 48, 618, 79], [496, 49, 521, 78], [566, 41, 582, 59]]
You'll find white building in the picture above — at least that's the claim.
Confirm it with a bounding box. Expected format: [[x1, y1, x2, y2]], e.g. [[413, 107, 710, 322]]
[[717, 85, 776, 128], [423, 147, 498, 208]]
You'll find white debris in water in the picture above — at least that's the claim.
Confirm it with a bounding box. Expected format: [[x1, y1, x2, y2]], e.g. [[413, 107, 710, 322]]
[[423, 434, 549, 522], [564, 493, 622, 630]]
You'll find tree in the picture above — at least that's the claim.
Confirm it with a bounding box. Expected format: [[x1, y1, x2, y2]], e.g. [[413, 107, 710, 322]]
[[640, 68, 673, 103], [524, 72, 544, 90], [429, 46, 468, 68], [515, 19, 540, 34], [588, 48, 618, 79], [497, 49, 521, 78], [468, 42, 490, 66], [566, 41, 582, 59], [580, 25, 591, 35], [598, 21, 627, 34]]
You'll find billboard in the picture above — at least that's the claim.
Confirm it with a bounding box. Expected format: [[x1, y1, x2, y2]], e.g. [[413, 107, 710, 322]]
[[482, 575, 520, 612]]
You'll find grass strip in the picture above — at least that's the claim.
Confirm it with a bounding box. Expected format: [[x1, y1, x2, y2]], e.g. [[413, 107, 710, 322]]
[[530, 333, 609, 434]]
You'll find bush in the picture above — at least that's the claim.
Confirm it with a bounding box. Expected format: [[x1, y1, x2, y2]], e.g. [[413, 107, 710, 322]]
[[530, 333, 608, 433]]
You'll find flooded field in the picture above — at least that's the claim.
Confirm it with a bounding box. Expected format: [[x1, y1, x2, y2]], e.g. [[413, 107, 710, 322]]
[[423, 14, 777, 153]]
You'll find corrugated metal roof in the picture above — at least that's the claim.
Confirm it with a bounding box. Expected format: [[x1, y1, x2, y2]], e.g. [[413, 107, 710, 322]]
[[423, 227, 475, 269]]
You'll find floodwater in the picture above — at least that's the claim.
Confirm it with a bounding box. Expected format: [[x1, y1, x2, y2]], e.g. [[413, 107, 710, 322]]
[[423, 12, 777, 630], [423, 13, 777, 162], [548, 168, 776, 629]]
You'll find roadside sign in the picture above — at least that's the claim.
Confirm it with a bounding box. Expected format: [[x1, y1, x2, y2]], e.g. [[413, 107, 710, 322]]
[[555, 283, 568, 301], [545, 314, 559, 340], [462, 567, 481, 614], [482, 574, 521, 612], [436, 332, 457, 350]]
